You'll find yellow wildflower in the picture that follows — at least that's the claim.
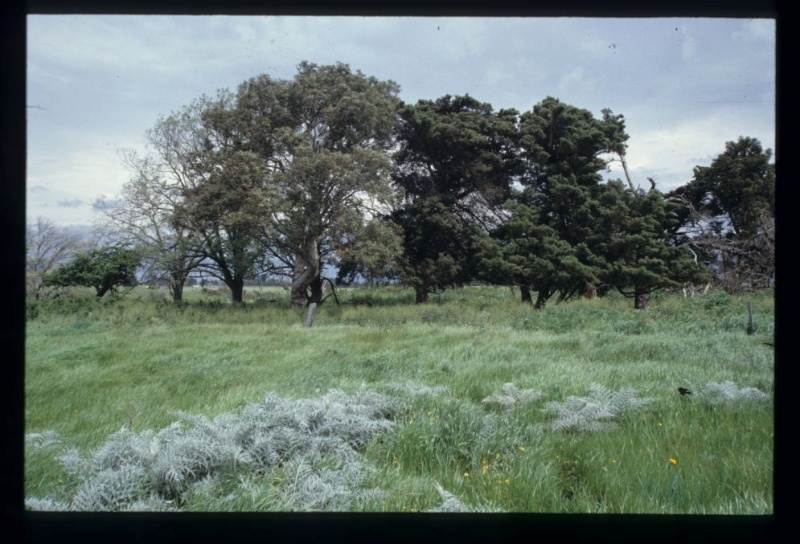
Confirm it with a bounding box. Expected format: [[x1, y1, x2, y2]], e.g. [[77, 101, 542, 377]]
[[669, 458, 678, 465], [463, 471, 470, 478], [658, 422, 663, 427], [504, 479, 510, 485], [518, 446, 526, 452]]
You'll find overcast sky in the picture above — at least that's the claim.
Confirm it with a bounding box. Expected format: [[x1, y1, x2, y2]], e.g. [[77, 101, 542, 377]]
[[26, 15, 776, 227]]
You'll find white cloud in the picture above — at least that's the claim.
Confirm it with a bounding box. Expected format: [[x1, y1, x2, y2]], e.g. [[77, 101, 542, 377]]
[[558, 67, 597, 95], [622, 107, 774, 193]]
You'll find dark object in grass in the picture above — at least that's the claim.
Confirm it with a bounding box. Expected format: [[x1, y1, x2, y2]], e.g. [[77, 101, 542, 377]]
[[678, 387, 692, 396]]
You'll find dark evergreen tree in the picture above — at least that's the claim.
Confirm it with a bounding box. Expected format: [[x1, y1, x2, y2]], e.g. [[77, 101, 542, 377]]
[[591, 181, 710, 309], [667, 137, 775, 291], [390, 95, 519, 303], [474, 196, 596, 308], [479, 97, 626, 306]]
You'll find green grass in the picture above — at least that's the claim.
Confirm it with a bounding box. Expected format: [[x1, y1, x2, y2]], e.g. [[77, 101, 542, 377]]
[[24, 285, 774, 513]]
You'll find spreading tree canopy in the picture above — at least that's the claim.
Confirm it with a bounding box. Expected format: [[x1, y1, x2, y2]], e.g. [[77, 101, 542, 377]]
[[232, 62, 401, 307], [129, 62, 401, 306], [390, 95, 519, 303], [43, 246, 141, 298], [591, 181, 710, 309], [478, 97, 627, 306]]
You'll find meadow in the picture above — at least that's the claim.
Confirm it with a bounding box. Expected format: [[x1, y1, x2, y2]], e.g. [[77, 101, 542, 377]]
[[24, 285, 774, 514]]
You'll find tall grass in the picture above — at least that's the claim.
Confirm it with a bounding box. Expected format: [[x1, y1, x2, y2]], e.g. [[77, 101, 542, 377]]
[[25, 286, 774, 513]]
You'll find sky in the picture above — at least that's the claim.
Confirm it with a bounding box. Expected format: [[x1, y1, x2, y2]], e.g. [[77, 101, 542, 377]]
[[25, 14, 776, 228]]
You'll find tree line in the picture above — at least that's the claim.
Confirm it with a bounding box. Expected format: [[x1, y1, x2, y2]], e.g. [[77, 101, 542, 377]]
[[29, 62, 775, 310]]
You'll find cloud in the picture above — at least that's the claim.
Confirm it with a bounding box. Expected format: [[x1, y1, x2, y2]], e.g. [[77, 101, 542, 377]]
[[558, 67, 597, 95], [57, 199, 86, 208], [26, 16, 774, 226], [621, 106, 774, 193]]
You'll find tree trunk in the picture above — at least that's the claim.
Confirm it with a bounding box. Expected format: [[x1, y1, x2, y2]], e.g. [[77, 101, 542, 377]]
[[290, 240, 321, 309], [169, 271, 186, 303], [534, 290, 549, 309], [226, 277, 245, 304], [619, 153, 635, 192], [634, 289, 650, 310], [415, 288, 429, 304], [520, 285, 532, 304], [305, 303, 318, 328], [308, 275, 324, 305]]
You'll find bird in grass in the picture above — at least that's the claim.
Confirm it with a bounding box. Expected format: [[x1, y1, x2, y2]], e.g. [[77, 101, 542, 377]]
[[678, 387, 692, 396]]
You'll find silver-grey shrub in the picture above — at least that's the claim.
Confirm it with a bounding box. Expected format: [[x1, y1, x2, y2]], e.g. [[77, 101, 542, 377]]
[[386, 380, 448, 398], [482, 382, 544, 411], [27, 388, 403, 511], [25, 430, 62, 450], [697, 381, 769, 405], [543, 384, 656, 433], [427, 483, 503, 513]]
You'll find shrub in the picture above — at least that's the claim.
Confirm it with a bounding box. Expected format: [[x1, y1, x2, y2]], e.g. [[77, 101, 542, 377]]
[[26, 389, 403, 511], [542, 384, 655, 433], [481, 383, 545, 411], [696, 381, 769, 406]]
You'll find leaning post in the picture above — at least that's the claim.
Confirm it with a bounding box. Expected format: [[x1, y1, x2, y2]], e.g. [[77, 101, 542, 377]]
[[305, 303, 318, 328]]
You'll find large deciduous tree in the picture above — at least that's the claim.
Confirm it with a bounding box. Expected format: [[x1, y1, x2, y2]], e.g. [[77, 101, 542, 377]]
[[226, 62, 401, 307], [95, 150, 204, 303], [390, 95, 519, 303]]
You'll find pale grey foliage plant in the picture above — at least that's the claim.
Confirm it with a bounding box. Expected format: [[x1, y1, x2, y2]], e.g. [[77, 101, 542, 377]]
[[25, 430, 62, 450], [697, 381, 769, 405], [482, 383, 544, 411], [24, 497, 72, 512], [543, 384, 655, 433], [386, 380, 448, 398], [277, 457, 384, 511], [27, 388, 402, 511], [427, 483, 503, 513]]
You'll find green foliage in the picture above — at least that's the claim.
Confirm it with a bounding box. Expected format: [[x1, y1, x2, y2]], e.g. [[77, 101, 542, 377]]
[[477, 98, 631, 307], [667, 137, 775, 291], [684, 136, 775, 238], [590, 181, 710, 308], [391, 94, 519, 302], [43, 246, 141, 298]]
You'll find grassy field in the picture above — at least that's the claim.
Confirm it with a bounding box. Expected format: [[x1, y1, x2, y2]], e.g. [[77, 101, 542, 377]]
[[24, 285, 774, 514]]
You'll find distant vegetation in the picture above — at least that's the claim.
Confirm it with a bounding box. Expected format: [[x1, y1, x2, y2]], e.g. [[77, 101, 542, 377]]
[[28, 62, 773, 314], [25, 285, 774, 513]]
